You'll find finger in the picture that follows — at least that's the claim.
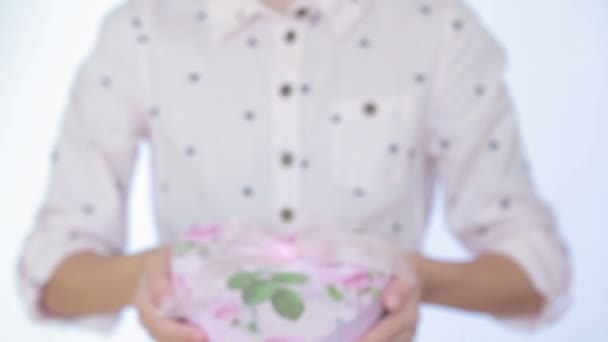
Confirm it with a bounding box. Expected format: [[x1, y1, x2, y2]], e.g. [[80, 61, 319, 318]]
[[360, 290, 420, 342], [382, 278, 410, 312], [358, 309, 410, 342], [392, 297, 420, 342], [153, 316, 207, 342], [137, 293, 207, 342], [391, 331, 415, 342], [394, 307, 419, 342], [144, 249, 173, 307]]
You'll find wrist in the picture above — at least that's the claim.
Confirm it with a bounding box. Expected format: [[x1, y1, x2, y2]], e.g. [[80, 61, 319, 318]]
[[406, 254, 457, 303], [114, 251, 154, 304], [408, 255, 473, 305]]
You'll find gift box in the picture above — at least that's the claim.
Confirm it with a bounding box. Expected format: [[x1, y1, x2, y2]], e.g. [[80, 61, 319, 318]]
[[161, 220, 410, 342]]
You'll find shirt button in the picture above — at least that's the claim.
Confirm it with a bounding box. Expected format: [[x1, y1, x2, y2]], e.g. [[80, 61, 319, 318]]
[[281, 151, 294, 167], [285, 29, 297, 44], [294, 7, 309, 19], [280, 208, 295, 222], [280, 84, 293, 98], [363, 101, 377, 116]]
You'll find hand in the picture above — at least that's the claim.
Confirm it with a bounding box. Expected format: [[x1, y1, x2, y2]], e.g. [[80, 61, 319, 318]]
[[358, 256, 422, 342], [132, 248, 208, 342]]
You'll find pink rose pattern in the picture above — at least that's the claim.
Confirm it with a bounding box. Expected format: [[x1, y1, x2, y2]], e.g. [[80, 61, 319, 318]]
[[185, 224, 221, 242], [341, 272, 373, 290], [170, 224, 391, 340], [213, 304, 241, 321]]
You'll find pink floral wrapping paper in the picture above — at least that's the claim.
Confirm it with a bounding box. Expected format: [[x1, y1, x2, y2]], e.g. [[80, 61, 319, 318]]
[[161, 220, 413, 342]]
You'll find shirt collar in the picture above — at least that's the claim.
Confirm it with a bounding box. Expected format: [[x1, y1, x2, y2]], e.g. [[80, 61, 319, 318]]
[[206, 0, 372, 42]]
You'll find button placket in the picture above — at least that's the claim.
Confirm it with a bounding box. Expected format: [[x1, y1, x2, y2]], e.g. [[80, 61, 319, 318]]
[[270, 20, 305, 228]]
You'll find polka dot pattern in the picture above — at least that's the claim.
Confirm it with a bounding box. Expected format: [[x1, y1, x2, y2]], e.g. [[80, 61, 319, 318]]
[[284, 30, 297, 44], [440, 139, 451, 150], [82, 203, 95, 216], [388, 143, 400, 155], [50, 151, 60, 163], [20, 5, 568, 326], [196, 10, 207, 22], [331, 113, 342, 124], [500, 197, 512, 210], [132, 17, 142, 29], [149, 107, 160, 118], [137, 33, 149, 44], [280, 208, 294, 222], [407, 148, 417, 159], [453, 19, 464, 31], [185, 145, 197, 157], [243, 110, 256, 121], [363, 102, 377, 117], [280, 152, 294, 167], [242, 186, 254, 197], [159, 182, 170, 193], [279, 84, 292, 98], [189, 72, 201, 83], [391, 222, 402, 233], [300, 83, 311, 95], [247, 37, 258, 48], [295, 7, 309, 19], [415, 73, 426, 84], [358, 37, 371, 49], [300, 158, 310, 170], [353, 187, 366, 198], [100, 76, 112, 88], [476, 226, 489, 235], [420, 4, 432, 16]]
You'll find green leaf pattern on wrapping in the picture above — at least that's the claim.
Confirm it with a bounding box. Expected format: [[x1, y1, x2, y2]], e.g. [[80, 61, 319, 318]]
[[173, 241, 196, 257], [197, 245, 210, 257], [270, 272, 309, 284], [371, 287, 382, 299], [224, 268, 387, 334], [227, 272, 260, 290], [243, 281, 280, 306], [247, 321, 259, 332], [226, 270, 309, 333], [272, 288, 305, 321], [231, 318, 240, 327], [327, 284, 343, 301]]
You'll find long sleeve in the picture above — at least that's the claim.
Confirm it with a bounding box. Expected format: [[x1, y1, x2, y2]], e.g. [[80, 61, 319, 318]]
[[17, 4, 146, 332], [426, 0, 572, 329]]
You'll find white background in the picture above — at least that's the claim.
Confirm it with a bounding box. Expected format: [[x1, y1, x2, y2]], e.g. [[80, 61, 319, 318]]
[[0, 0, 606, 341]]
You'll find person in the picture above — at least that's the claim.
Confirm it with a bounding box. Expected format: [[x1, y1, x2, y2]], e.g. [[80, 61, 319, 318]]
[[17, 0, 572, 341]]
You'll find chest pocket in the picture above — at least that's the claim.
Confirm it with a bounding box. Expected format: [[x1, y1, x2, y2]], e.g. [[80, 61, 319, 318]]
[[328, 95, 414, 194]]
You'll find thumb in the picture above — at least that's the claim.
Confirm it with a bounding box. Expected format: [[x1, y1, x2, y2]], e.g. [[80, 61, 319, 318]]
[[382, 278, 408, 312], [144, 248, 173, 307]]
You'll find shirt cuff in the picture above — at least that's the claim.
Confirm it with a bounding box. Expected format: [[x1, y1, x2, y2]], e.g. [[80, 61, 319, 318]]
[[18, 228, 122, 333], [484, 226, 572, 330]]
